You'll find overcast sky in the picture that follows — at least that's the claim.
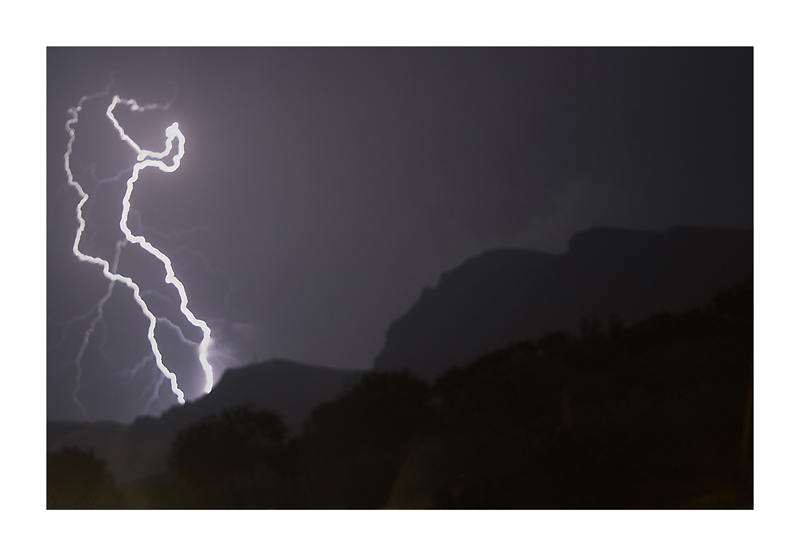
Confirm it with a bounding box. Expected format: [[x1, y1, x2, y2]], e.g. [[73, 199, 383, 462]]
[[46, 47, 752, 423]]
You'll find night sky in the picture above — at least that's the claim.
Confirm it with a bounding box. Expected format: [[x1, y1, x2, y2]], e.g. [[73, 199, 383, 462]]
[[46, 47, 753, 424]]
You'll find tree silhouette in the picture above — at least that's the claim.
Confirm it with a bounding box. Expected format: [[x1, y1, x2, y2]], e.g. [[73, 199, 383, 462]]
[[48, 446, 124, 509], [142, 280, 752, 509], [297, 370, 433, 508], [164, 405, 297, 508], [406, 279, 753, 508]]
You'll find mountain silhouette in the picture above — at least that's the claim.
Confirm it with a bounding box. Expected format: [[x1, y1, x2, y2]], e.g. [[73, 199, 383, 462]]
[[48, 280, 754, 508], [47, 359, 364, 483], [47, 225, 752, 486], [374, 226, 753, 380]]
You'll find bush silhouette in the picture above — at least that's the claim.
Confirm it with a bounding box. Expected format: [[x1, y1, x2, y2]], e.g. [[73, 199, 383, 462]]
[[297, 370, 433, 508], [48, 446, 124, 509], [164, 405, 297, 508], [142, 280, 752, 509]]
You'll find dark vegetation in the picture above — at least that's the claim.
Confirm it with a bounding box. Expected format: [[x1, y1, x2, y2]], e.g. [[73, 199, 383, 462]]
[[375, 226, 754, 379], [47, 446, 125, 509], [47, 280, 753, 509]]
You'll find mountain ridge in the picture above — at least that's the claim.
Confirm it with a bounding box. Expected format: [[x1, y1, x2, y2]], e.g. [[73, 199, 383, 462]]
[[47, 358, 365, 483], [47, 225, 753, 484], [374, 225, 753, 380]]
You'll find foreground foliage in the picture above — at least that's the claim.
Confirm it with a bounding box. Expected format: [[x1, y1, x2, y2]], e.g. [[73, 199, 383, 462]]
[[48, 281, 753, 509]]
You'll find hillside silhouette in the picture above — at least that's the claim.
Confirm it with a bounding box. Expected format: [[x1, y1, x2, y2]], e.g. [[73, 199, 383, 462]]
[[48, 360, 364, 483], [47, 225, 753, 508], [48, 279, 752, 509], [375, 226, 753, 380]]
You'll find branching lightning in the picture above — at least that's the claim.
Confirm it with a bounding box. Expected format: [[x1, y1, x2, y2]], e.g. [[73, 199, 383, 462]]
[[108, 354, 166, 416], [72, 239, 126, 418], [64, 88, 215, 413]]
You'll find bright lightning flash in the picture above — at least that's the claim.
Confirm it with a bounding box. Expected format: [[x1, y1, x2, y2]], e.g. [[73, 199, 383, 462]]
[[65, 92, 215, 409]]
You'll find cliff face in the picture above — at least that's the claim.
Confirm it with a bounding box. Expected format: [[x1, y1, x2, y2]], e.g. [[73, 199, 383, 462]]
[[374, 226, 753, 380]]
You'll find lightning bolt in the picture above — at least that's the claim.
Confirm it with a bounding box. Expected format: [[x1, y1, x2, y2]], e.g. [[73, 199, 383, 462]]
[[64, 89, 215, 411], [72, 239, 126, 418], [108, 354, 166, 417], [107, 95, 214, 394], [169, 246, 238, 314]]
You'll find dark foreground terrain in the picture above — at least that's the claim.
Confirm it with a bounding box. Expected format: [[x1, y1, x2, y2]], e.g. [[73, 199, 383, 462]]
[[48, 280, 752, 509]]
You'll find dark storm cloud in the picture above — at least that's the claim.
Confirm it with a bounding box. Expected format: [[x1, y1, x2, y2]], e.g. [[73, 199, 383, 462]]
[[47, 47, 752, 423]]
